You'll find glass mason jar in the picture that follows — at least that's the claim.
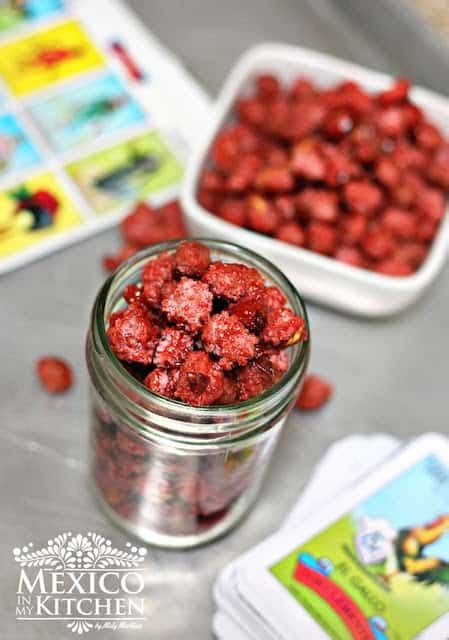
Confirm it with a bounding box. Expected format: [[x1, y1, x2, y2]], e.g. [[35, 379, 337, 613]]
[[86, 239, 310, 548]]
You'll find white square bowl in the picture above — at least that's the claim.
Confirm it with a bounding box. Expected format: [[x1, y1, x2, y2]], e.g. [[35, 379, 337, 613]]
[[181, 43, 449, 317]]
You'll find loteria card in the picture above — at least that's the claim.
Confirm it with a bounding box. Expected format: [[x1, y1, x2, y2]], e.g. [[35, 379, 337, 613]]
[[0, 172, 82, 257], [0, 112, 41, 176], [239, 434, 449, 640], [29, 72, 146, 152], [0, 19, 104, 96], [0, 0, 64, 34], [66, 130, 183, 213]]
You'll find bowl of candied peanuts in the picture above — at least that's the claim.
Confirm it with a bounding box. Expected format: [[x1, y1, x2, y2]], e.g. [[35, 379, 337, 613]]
[[181, 44, 449, 317]]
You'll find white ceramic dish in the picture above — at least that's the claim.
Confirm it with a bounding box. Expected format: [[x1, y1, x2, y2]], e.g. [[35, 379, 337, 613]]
[[181, 43, 449, 317]]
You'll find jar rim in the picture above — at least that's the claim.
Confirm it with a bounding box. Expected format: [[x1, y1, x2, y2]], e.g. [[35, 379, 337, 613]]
[[91, 238, 310, 428]]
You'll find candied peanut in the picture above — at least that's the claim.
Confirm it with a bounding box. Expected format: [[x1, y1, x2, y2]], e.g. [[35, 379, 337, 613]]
[[162, 278, 213, 332], [107, 303, 160, 364], [153, 328, 194, 367], [380, 207, 417, 239], [297, 189, 339, 223], [307, 222, 337, 255], [338, 213, 366, 245], [344, 180, 383, 216], [374, 259, 414, 277], [203, 262, 264, 301], [144, 368, 179, 397], [256, 74, 281, 100], [334, 246, 365, 267], [228, 297, 267, 333], [142, 251, 174, 308], [261, 308, 306, 347], [202, 311, 259, 370], [291, 141, 326, 180], [37, 357, 73, 394], [218, 198, 247, 226], [361, 229, 396, 260], [247, 194, 280, 234], [175, 352, 224, 406], [262, 286, 287, 310], [275, 222, 305, 246], [173, 241, 211, 278], [296, 375, 333, 411], [255, 166, 294, 192]]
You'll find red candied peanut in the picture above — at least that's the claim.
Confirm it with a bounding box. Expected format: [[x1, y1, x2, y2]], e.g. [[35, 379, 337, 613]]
[[274, 195, 296, 221], [216, 375, 240, 405], [263, 96, 291, 136], [175, 351, 224, 406], [263, 143, 289, 167], [297, 188, 339, 223], [202, 311, 258, 370], [343, 180, 383, 216], [173, 241, 211, 278], [377, 77, 410, 105], [323, 109, 353, 140], [218, 198, 247, 226], [142, 251, 174, 308], [380, 207, 417, 239], [417, 187, 445, 222], [415, 216, 438, 243], [307, 222, 337, 255], [228, 297, 267, 333], [211, 129, 239, 171], [262, 286, 287, 310], [428, 144, 449, 189], [121, 201, 186, 249], [338, 213, 367, 245], [226, 153, 263, 192], [37, 357, 73, 394], [275, 222, 305, 246], [102, 245, 138, 273], [236, 97, 266, 127], [199, 169, 225, 192], [324, 81, 372, 115], [390, 182, 416, 209], [334, 246, 365, 267], [256, 74, 281, 100], [296, 375, 333, 411], [237, 358, 278, 401], [374, 106, 409, 137], [321, 143, 360, 186], [203, 262, 264, 301], [247, 194, 279, 233], [361, 228, 396, 260], [144, 368, 179, 398], [374, 259, 414, 276], [415, 121, 444, 151], [153, 328, 194, 368], [197, 188, 218, 212], [107, 303, 160, 364], [290, 76, 316, 100], [281, 100, 327, 140], [391, 140, 427, 171], [261, 308, 306, 346], [290, 141, 326, 180], [254, 166, 294, 192], [162, 277, 213, 332], [375, 157, 401, 188], [266, 349, 289, 374], [394, 242, 427, 267]]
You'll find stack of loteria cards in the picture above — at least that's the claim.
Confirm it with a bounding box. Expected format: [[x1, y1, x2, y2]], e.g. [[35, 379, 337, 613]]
[[214, 433, 449, 640]]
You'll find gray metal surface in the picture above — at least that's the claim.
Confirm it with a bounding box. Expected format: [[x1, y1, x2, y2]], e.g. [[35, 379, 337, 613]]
[[1, 1, 447, 639]]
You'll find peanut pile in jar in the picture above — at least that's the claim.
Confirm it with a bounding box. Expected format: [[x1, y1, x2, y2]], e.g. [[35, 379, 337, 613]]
[[198, 75, 449, 276], [107, 241, 307, 406]]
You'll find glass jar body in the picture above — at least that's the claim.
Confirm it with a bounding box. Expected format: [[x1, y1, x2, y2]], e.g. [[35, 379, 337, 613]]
[[86, 239, 309, 548]]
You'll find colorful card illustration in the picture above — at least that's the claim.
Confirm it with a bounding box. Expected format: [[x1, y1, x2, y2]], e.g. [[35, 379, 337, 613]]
[[0, 112, 40, 176], [0, 0, 64, 34], [0, 20, 104, 96], [29, 73, 146, 152], [66, 130, 183, 213], [0, 173, 82, 258], [270, 454, 449, 640]]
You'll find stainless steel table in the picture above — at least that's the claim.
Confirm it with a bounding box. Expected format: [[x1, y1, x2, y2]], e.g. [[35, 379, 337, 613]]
[[1, 1, 447, 638]]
